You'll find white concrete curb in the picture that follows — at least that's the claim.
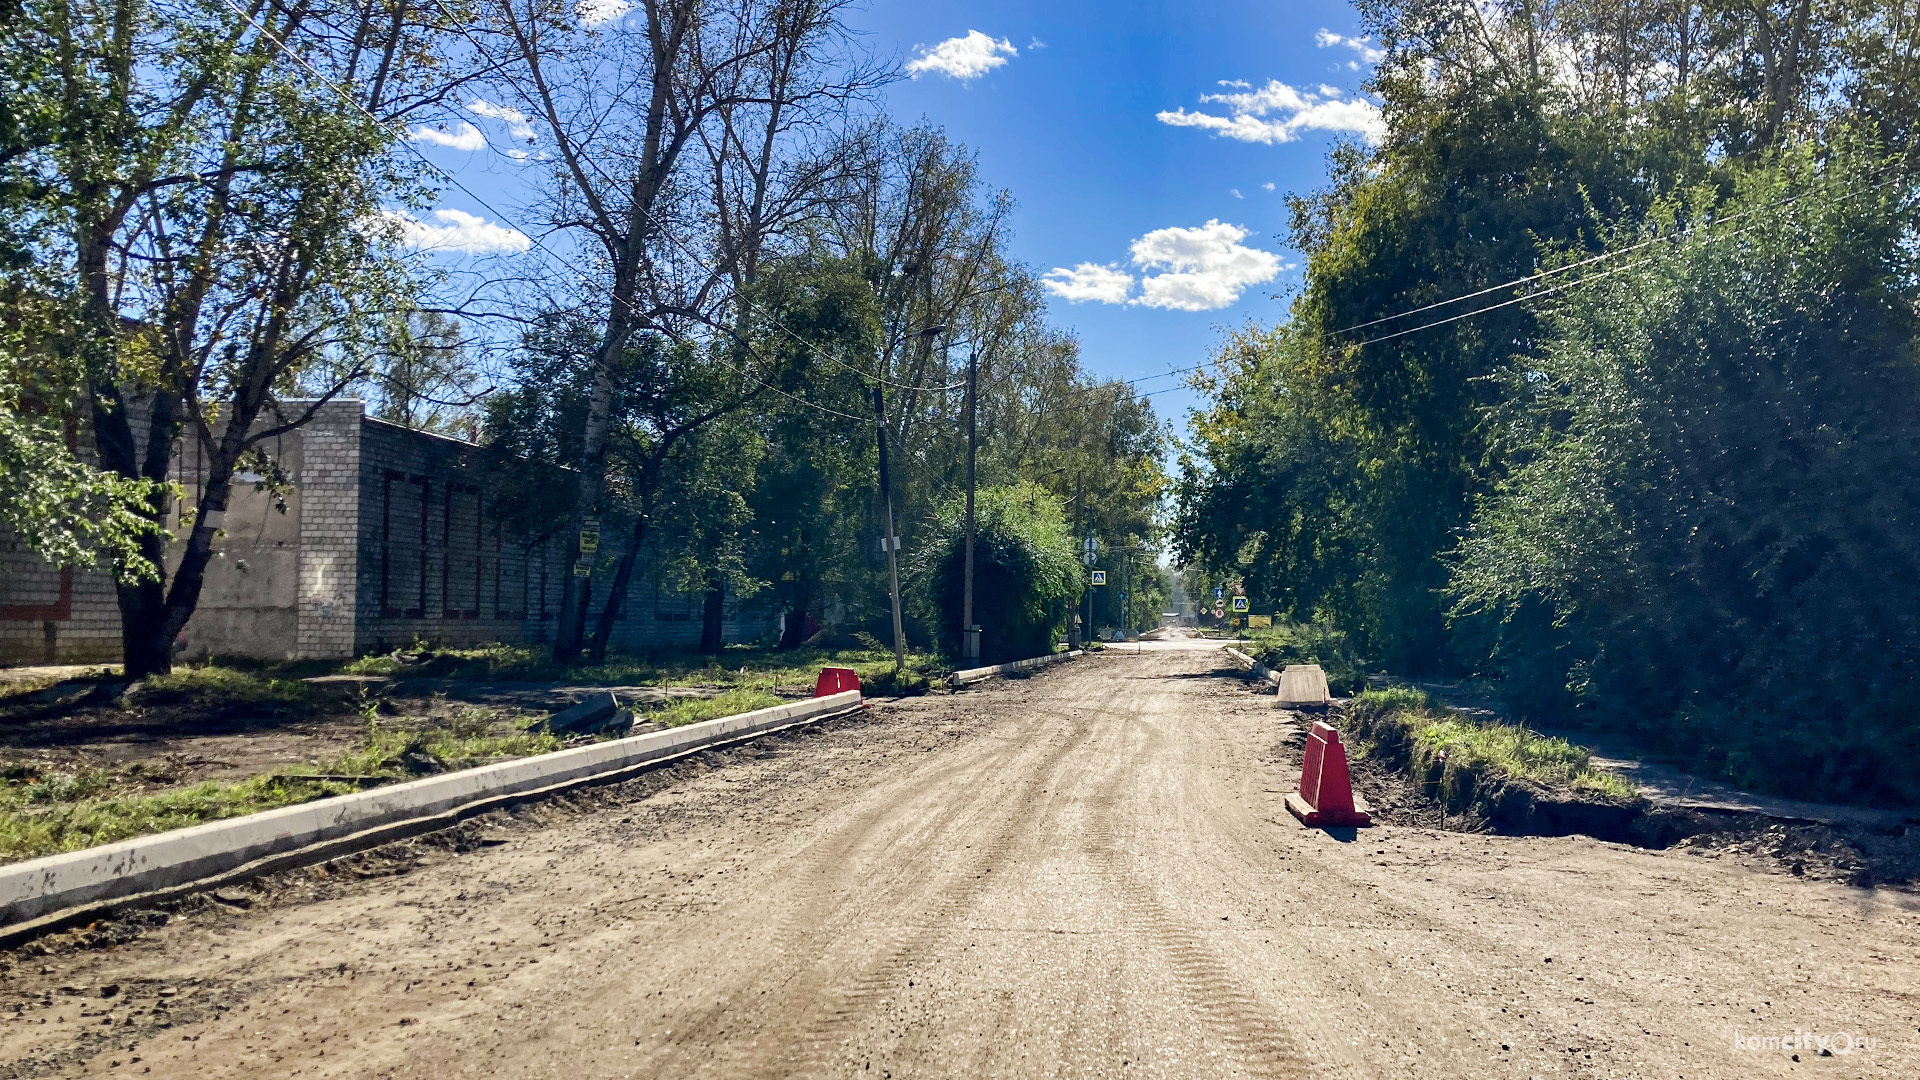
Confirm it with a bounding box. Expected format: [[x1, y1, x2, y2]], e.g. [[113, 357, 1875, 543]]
[[0, 690, 862, 929], [948, 650, 1082, 688], [1224, 646, 1280, 685], [1223, 648, 1331, 706]]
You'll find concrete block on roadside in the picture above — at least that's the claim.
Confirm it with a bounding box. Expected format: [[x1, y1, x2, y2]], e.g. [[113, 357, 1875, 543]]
[[540, 692, 619, 734], [581, 709, 634, 737], [1276, 665, 1330, 707]]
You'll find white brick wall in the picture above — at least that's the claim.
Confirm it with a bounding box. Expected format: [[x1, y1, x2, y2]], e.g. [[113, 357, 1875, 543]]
[[1, 400, 778, 663]]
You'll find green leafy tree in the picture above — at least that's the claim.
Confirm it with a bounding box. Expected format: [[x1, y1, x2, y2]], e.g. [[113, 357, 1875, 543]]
[[916, 482, 1081, 664], [1451, 145, 1920, 803], [1180, 0, 1918, 672], [6, 0, 450, 675]]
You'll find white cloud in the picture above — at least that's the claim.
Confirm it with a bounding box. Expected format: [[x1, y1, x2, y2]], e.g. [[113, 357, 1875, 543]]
[[1157, 80, 1384, 145], [385, 209, 531, 255], [906, 30, 1017, 81], [1315, 29, 1385, 65], [1262, 181, 1276, 191], [1027, 37, 1046, 50], [408, 122, 486, 152], [1128, 220, 1283, 311], [576, 0, 630, 25], [1043, 221, 1285, 311], [468, 99, 537, 142], [1042, 262, 1134, 304], [1230, 188, 1243, 198]]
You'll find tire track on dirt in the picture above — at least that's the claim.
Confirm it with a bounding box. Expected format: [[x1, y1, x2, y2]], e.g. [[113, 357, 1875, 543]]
[[757, 693, 1102, 1077], [1073, 693, 1316, 1079]]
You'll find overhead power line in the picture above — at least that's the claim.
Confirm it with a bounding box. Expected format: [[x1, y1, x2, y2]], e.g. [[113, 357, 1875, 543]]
[[221, 0, 887, 425], [231, 0, 1221, 429], [1340, 175, 1901, 350], [1330, 174, 1901, 341]]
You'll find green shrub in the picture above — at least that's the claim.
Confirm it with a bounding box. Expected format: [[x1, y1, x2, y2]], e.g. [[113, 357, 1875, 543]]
[[915, 482, 1082, 665], [1244, 621, 1366, 695], [1449, 145, 1920, 805]]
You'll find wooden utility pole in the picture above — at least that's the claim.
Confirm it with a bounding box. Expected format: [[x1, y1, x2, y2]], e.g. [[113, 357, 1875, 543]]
[[962, 347, 980, 663], [873, 386, 906, 671]]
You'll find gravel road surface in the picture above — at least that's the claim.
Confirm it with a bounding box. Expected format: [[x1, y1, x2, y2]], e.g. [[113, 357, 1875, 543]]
[[2, 645, 1914, 1078]]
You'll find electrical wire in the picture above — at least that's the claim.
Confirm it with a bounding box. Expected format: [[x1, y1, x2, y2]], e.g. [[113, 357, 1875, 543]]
[[219, 0, 882, 425], [1328, 174, 1901, 339], [1340, 175, 1901, 350], [230, 0, 1218, 425]]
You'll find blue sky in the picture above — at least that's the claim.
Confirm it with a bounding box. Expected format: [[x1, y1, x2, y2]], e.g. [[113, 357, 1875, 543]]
[[397, 0, 1381, 440], [848, 0, 1380, 433]]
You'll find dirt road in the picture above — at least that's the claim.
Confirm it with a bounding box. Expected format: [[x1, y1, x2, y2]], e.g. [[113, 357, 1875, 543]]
[[3, 645, 1915, 1078]]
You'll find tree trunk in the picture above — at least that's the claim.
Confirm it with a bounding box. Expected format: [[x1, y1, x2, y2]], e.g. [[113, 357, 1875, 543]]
[[699, 578, 725, 654], [552, 342, 624, 663], [777, 577, 813, 651], [587, 515, 647, 664]]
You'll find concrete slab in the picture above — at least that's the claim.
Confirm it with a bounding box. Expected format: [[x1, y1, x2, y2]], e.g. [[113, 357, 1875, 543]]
[[1276, 664, 1330, 706]]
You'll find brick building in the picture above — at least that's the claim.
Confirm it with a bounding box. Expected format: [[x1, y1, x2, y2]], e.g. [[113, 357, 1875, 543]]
[[0, 400, 772, 665]]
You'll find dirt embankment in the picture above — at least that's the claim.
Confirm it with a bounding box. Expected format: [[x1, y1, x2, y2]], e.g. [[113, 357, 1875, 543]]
[[1241, 679, 1920, 890]]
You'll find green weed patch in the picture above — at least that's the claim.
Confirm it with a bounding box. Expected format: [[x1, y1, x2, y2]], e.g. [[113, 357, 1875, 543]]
[[1241, 622, 1365, 695], [0, 710, 566, 864], [645, 689, 786, 728], [1346, 688, 1637, 805]]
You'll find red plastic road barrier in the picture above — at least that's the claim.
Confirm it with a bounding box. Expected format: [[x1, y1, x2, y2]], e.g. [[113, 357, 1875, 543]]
[[814, 667, 861, 698], [1285, 721, 1372, 828]]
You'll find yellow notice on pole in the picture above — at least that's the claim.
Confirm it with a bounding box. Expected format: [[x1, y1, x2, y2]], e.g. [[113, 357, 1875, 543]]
[[1247, 614, 1272, 628], [579, 529, 600, 553]]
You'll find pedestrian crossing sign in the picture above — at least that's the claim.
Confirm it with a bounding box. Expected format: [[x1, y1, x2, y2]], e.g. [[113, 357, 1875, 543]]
[[1230, 596, 1250, 613], [1090, 570, 1107, 586]]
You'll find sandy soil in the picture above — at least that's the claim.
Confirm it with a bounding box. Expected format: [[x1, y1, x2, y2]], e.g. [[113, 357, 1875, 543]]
[[2, 647, 1916, 1078]]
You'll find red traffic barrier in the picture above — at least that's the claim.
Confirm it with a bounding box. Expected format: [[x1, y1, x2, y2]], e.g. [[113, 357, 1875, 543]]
[[1285, 721, 1372, 828], [814, 667, 861, 698]]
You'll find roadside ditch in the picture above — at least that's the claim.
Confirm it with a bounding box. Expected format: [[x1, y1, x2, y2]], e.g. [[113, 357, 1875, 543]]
[[1248, 678, 1919, 889]]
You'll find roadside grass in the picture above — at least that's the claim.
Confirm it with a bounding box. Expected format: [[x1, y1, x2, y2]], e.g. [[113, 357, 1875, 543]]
[[0, 640, 918, 861], [645, 689, 786, 728], [0, 707, 567, 864], [1346, 688, 1638, 802], [0, 667, 121, 704], [1240, 622, 1366, 695], [0, 677, 846, 863], [0, 772, 368, 864], [331, 708, 568, 776], [125, 664, 314, 710], [335, 641, 941, 695]]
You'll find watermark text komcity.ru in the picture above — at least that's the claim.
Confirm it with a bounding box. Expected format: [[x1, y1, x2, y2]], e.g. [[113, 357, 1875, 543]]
[[1733, 1028, 1877, 1055]]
